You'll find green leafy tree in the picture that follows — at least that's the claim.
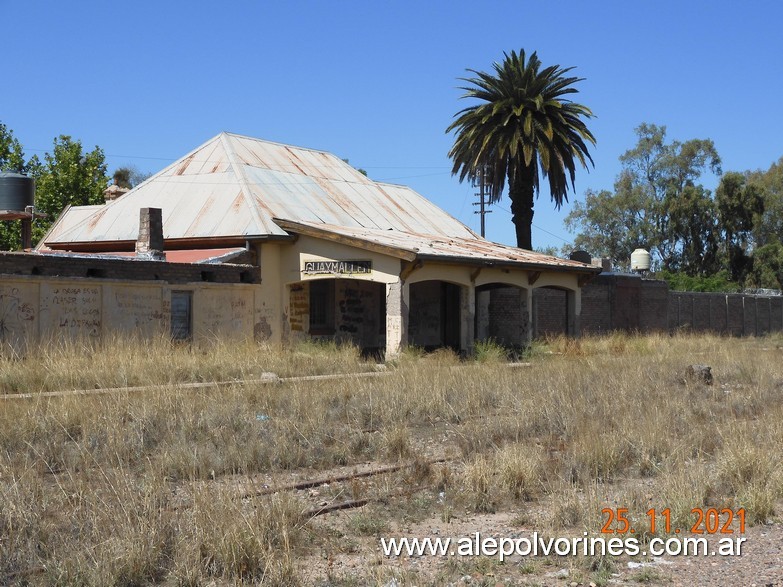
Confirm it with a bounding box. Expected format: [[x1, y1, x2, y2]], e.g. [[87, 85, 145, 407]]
[[749, 243, 783, 290], [446, 49, 595, 250], [566, 123, 721, 273], [656, 269, 739, 292], [565, 184, 653, 266], [665, 184, 720, 275], [716, 171, 764, 281], [31, 136, 109, 244], [748, 157, 783, 248], [0, 122, 27, 173]]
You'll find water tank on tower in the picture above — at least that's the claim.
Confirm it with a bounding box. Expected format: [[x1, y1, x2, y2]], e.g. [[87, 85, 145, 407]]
[[0, 173, 37, 250], [631, 248, 651, 273], [0, 172, 35, 212]]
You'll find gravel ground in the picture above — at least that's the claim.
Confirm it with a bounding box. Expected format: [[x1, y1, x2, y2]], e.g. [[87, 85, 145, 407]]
[[656, 520, 783, 586], [300, 511, 783, 585]]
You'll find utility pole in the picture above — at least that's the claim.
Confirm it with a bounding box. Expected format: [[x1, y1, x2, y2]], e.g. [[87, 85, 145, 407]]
[[472, 165, 491, 237]]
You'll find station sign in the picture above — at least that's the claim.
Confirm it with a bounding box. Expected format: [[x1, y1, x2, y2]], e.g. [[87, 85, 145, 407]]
[[302, 260, 372, 275]]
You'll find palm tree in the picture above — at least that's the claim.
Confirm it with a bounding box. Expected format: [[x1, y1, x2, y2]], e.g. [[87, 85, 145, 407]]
[[447, 50, 595, 250]]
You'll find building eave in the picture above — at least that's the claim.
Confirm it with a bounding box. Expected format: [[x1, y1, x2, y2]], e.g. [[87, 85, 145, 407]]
[[44, 234, 294, 253]]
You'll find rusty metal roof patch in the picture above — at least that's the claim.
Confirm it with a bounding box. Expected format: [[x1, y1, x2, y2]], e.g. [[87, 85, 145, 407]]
[[274, 219, 598, 272], [40, 132, 479, 249]]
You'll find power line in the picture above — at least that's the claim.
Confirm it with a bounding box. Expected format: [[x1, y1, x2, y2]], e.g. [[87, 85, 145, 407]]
[[492, 203, 572, 244], [21, 146, 452, 171]]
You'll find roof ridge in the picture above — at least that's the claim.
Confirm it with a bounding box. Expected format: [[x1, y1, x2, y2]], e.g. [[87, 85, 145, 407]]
[[220, 131, 343, 158], [219, 133, 272, 235]]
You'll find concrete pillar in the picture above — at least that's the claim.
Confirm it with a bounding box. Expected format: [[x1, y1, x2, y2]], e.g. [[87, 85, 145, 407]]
[[385, 279, 409, 359], [566, 289, 581, 336], [258, 243, 283, 344], [475, 288, 490, 341], [460, 284, 475, 354]]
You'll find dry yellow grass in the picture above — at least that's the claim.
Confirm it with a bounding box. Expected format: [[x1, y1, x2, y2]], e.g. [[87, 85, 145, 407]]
[[0, 335, 369, 394], [1, 332, 782, 584]]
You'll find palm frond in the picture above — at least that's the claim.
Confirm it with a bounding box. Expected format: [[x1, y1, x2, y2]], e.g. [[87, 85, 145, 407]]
[[446, 49, 595, 245]]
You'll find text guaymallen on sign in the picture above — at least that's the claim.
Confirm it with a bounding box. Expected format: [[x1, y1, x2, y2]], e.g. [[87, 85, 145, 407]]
[[303, 260, 372, 275]]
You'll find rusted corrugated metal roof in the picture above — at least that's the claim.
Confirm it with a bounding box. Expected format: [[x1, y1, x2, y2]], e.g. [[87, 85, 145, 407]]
[[36, 247, 247, 264], [274, 219, 599, 272], [42, 132, 477, 248]]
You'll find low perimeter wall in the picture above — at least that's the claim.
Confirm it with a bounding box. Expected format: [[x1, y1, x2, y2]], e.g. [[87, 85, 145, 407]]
[[0, 252, 264, 353], [534, 274, 782, 338]]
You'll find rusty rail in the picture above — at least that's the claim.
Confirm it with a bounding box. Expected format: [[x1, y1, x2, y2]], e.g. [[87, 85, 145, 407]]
[[0, 363, 530, 401], [0, 370, 390, 401]]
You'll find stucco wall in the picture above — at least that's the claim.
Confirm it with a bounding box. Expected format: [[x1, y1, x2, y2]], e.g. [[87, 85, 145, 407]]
[[261, 237, 586, 352], [0, 274, 259, 352]]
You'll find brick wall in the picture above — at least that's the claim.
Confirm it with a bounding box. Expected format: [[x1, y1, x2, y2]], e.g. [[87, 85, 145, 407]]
[[693, 293, 712, 331], [639, 279, 668, 332], [580, 275, 665, 334], [533, 288, 567, 337], [707, 294, 728, 334], [582, 275, 783, 337], [726, 295, 745, 335], [772, 298, 783, 333], [758, 298, 771, 335], [336, 280, 384, 349], [487, 286, 527, 346], [581, 279, 611, 334], [743, 297, 757, 335], [0, 251, 258, 284]]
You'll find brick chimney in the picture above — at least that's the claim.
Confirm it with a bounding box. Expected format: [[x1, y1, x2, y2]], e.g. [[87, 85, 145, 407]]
[[103, 183, 130, 202], [136, 208, 165, 260]]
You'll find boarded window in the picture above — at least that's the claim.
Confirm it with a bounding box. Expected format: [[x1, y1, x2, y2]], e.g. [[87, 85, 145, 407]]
[[309, 280, 335, 335], [171, 290, 192, 341]]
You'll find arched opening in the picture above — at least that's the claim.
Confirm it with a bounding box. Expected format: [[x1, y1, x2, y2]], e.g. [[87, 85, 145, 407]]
[[475, 283, 529, 349], [408, 280, 462, 351], [532, 286, 577, 338], [287, 278, 386, 353]]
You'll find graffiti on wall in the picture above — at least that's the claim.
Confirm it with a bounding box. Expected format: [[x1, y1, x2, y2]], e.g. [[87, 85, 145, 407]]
[[42, 285, 101, 338], [0, 287, 36, 344], [289, 284, 307, 332]]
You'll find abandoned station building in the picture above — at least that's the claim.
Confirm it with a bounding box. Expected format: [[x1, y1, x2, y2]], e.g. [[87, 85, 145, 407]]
[[19, 132, 597, 356]]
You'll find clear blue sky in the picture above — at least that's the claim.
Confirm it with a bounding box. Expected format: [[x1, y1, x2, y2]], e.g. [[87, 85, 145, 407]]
[[3, 0, 782, 251]]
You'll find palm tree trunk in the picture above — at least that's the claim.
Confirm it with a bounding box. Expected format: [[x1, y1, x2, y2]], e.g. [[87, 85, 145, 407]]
[[509, 164, 536, 250]]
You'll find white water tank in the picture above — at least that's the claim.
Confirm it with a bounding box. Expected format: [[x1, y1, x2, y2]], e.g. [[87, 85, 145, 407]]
[[631, 248, 651, 272]]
